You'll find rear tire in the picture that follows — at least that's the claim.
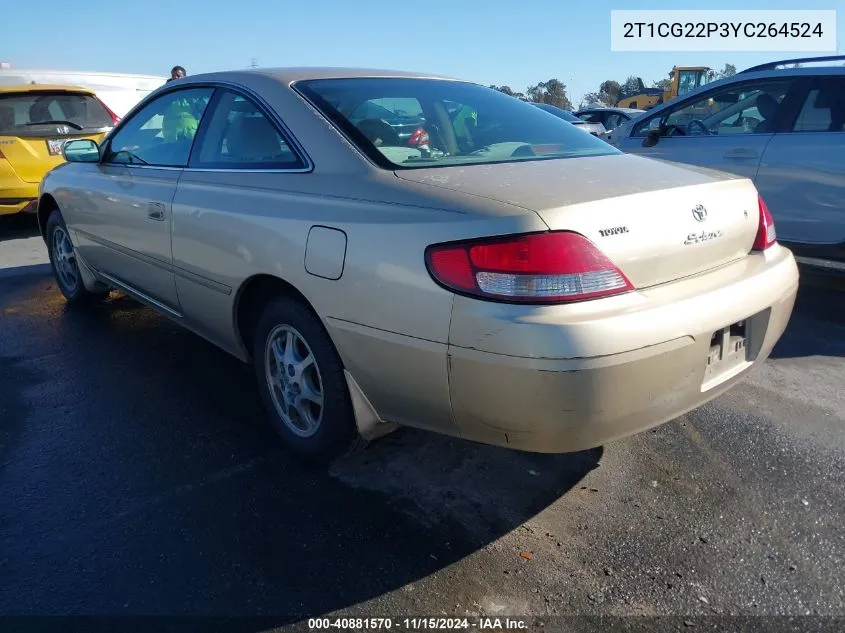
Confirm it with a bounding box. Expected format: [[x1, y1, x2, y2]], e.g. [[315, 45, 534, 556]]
[[252, 296, 362, 463], [45, 210, 109, 304]]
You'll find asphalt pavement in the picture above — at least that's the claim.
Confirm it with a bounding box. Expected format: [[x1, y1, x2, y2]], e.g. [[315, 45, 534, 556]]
[[1, 215, 844, 631]]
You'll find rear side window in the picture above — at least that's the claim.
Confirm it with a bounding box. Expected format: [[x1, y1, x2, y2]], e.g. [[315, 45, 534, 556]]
[[191, 90, 306, 169], [0, 91, 113, 135], [792, 77, 845, 133]]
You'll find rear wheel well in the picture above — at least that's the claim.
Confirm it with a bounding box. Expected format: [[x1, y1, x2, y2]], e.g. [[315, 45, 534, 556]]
[[235, 275, 322, 360], [37, 194, 58, 240]]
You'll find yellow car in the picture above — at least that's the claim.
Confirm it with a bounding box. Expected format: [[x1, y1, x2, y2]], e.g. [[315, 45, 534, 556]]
[[0, 84, 117, 216]]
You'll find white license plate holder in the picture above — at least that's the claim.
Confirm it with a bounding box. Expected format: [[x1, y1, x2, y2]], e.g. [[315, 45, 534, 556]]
[[701, 320, 750, 390], [46, 138, 68, 156]]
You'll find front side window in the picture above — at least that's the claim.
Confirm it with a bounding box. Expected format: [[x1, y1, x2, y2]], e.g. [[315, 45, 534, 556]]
[[0, 90, 113, 136], [295, 78, 618, 169], [633, 79, 794, 137], [191, 90, 305, 169], [792, 77, 845, 133], [604, 113, 624, 130], [105, 87, 213, 167]]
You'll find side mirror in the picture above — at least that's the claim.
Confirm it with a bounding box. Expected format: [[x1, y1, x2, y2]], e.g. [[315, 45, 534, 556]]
[[62, 139, 100, 163], [642, 118, 665, 147]]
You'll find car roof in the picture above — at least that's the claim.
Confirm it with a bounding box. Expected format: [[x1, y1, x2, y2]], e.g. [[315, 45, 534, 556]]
[[183, 67, 468, 85], [0, 83, 94, 95]]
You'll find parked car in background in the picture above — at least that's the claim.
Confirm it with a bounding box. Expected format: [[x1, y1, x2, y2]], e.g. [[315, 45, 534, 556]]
[[531, 102, 606, 136], [38, 67, 797, 463], [575, 106, 646, 134], [0, 84, 116, 217], [606, 55, 845, 271], [0, 68, 167, 118]]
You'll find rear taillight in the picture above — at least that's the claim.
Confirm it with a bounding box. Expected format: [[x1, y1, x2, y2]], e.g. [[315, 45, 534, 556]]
[[752, 194, 777, 251], [408, 127, 429, 146], [97, 97, 120, 126], [425, 231, 634, 304]]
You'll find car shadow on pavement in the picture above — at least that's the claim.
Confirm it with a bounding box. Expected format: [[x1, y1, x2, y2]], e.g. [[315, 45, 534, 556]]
[[769, 273, 845, 360], [0, 280, 602, 622], [0, 214, 40, 243]]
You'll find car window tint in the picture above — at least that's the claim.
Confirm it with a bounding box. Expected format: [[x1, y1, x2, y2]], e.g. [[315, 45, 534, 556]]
[[350, 98, 424, 119], [633, 79, 794, 137], [106, 88, 213, 167], [192, 90, 305, 169], [792, 77, 845, 133], [578, 112, 602, 123], [297, 78, 618, 169]]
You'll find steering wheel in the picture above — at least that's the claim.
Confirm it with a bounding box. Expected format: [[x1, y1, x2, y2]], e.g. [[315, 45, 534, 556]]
[[686, 119, 709, 135]]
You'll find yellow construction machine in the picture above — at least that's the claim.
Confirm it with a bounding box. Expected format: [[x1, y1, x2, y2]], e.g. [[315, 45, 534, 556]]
[[617, 66, 711, 110]]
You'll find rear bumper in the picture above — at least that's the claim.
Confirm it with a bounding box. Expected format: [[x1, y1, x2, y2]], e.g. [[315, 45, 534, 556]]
[[0, 198, 37, 215], [446, 246, 799, 453], [1, 181, 39, 215]]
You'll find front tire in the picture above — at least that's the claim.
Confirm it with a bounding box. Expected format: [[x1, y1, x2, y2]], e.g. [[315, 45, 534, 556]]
[[45, 210, 108, 304], [252, 296, 361, 463]]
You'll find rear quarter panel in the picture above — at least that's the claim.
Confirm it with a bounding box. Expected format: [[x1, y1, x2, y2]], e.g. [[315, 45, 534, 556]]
[[170, 168, 546, 431]]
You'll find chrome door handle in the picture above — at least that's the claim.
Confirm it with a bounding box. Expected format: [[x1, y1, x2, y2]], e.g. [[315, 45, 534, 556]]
[[147, 202, 165, 221]]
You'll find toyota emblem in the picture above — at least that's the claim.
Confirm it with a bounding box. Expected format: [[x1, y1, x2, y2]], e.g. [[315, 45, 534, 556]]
[[692, 205, 707, 222]]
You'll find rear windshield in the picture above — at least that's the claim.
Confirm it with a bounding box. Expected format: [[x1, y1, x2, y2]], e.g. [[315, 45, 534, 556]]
[[295, 78, 619, 169], [0, 91, 113, 135]]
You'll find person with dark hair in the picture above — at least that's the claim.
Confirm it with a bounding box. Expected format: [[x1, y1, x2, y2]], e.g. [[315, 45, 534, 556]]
[[167, 66, 186, 82]]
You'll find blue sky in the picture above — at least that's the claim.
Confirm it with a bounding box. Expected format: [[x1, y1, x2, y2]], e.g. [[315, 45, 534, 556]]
[[3, 0, 841, 106]]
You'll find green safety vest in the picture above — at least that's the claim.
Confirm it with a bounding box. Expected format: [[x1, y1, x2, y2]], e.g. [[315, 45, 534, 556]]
[[162, 99, 199, 142], [453, 105, 477, 140]]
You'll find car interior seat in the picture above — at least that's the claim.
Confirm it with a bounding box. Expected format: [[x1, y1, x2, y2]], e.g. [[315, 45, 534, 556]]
[[754, 93, 781, 133], [0, 105, 15, 130], [226, 115, 282, 160], [28, 100, 53, 124], [813, 85, 845, 132]]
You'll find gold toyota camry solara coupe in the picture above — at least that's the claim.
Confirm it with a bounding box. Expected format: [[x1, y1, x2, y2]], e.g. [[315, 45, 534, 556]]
[[37, 68, 799, 462]]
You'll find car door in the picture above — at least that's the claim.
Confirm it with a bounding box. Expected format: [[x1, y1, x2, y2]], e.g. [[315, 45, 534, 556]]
[[170, 88, 311, 351], [617, 77, 805, 183], [754, 75, 845, 250], [75, 86, 214, 312]]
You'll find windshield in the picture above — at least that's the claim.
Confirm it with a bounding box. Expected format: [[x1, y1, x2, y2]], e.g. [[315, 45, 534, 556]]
[[295, 78, 619, 169], [0, 91, 113, 135]]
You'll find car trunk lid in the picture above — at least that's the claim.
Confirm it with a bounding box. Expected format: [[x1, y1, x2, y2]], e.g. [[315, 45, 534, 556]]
[[395, 153, 761, 288], [0, 131, 104, 183]]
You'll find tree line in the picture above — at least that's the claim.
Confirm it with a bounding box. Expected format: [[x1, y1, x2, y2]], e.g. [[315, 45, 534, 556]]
[[490, 63, 740, 111]]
